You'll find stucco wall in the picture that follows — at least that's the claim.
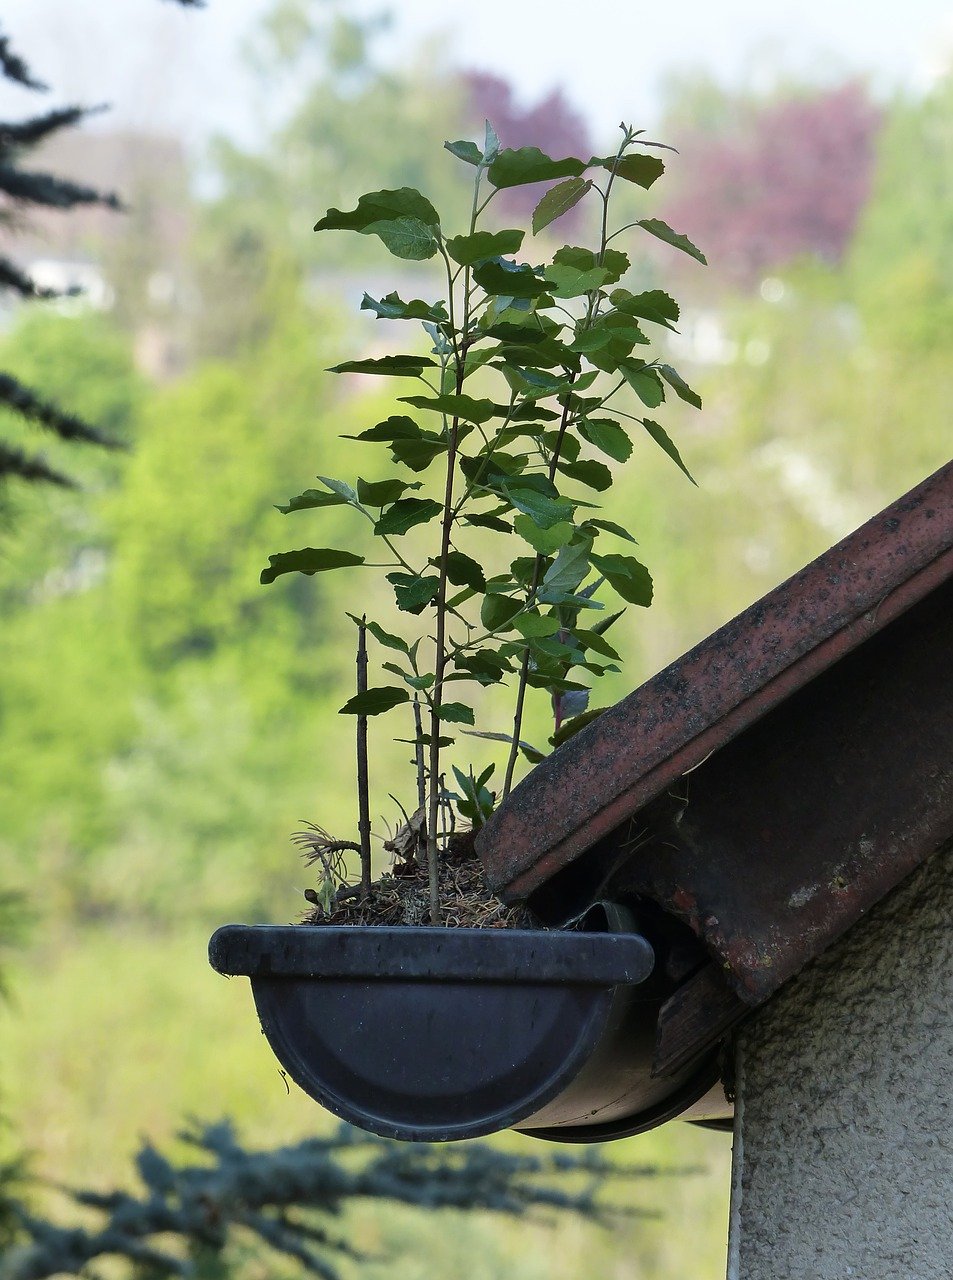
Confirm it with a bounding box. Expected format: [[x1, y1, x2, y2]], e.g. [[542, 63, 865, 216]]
[[728, 841, 952, 1280]]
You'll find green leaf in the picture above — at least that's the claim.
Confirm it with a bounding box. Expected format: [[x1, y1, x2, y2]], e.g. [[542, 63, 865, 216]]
[[445, 551, 487, 591], [540, 542, 591, 599], [387, 571, 440, 614], [358, 619, 409, 654], [481, 593, 522, 631], [446, 229, 525, 265], [356, 477, 421, 506], [590, 553, 653, 606], [544, 262, 609, 298], [329, 354, 434, 376], [400, 393, 498, 424], [514, 612, 560, 638], [658, 364, 702, 410], [558, 459, 613, 491], [276, 488, 347, 514], [465, 511, 511, 533], [637, 219, 707, 265], [472, 260, 548, 298], [640, 419, 697, 484], [370, 217, 439, 260], [582, 517, 638, 544], [620, 363, 665, 408], [317, 475, 360, 505], [610, 288, 680, 330], [605, 153, 665, 189], [383, 663, 434, 690], [444, 138, 482, 166], [350, 415, 422, 443], [438, 702, 475, 725], [579, 418, 632, 462], [261, 547, 365, 584], [550, 707, 608, 748], [360, 292, 449, 322], [532, 177, 592, 234], [338, 686, 410, 716], [390, 434, 446, 472], [488, 146, 589, 189], [374, 497, 443, 537], [502, 482, 574, 529], [513, 514, 574, 554], [315, 187, 440, 233], [575, 629, 621, 660], [463, 729, 546, 764]]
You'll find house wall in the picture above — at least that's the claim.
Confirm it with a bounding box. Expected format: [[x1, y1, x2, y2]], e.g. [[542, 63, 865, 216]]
[[727, 840, 952, 1280]]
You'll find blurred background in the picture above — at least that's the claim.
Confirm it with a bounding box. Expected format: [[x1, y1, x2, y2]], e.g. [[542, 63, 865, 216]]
[[0, 0, 951, 1275]]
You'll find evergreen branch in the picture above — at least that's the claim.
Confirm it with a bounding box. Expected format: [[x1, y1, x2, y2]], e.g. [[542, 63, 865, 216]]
[[0, 165, 123, 212], [0, 441, 72, 489], [0, 1121, 655, 1280], [0, 33, 46, 92], [0, 106, 105, 154], [0, 256, 62, 300], [0, 373, 122, 450]]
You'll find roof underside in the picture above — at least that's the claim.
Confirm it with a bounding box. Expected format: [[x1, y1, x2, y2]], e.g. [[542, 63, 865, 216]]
[[476, 459, 953, 1008]]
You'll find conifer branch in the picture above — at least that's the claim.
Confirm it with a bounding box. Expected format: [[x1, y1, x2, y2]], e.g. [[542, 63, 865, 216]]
[[0, 33, 46, 92], [0, 374, 122, 450], [0, 442, 72, 489]]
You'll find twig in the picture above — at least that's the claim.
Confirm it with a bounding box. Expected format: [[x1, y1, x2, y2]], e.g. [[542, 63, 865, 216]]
[[356, 616, 372, 895]]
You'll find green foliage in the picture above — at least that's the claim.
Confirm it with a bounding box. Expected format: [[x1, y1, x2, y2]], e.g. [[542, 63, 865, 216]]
[[265, 122, 703, 917], [0, 1119, 650, 1280]]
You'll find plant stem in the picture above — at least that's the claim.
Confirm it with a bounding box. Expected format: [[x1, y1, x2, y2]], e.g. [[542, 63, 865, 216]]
[[413, 697, 426, 819], [355, 616, 372, 896]]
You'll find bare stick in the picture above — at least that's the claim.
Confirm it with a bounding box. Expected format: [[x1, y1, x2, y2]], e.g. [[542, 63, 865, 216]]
[[356, 616, 372, 895], [413, 696, 426, 833]]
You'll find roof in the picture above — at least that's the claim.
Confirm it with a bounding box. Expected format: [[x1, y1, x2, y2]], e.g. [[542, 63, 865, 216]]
[[476, 460, 953, 1047]]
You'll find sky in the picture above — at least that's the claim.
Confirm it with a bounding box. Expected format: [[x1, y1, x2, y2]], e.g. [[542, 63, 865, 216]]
[[2, 0, 953, 155]]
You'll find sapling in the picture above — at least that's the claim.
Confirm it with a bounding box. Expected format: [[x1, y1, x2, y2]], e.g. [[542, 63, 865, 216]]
[[262, 122, 705, 924]]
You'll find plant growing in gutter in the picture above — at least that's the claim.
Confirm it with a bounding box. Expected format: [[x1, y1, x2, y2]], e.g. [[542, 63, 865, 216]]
[[262, 122, 705, 924]]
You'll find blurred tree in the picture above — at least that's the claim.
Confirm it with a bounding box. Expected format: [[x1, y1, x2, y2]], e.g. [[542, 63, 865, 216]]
[[0, 1, 198, 492], [661, 80, 882, 288]]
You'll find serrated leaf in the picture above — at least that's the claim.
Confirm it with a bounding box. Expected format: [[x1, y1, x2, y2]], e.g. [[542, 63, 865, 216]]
[[658, 364, 702, 410], [620, 363, 665, 408], [544, 262, 609, 298], [360, 292, 449, 322], [550, 707, 607, 748], [350, 415, 422, 443], [513, 514, 574, 554], [437, 702, 475, 724], [339, 686, 410, 716], [315, 187, 440, 233], [261, 547, 364, 584], [445, 551, 487, 591], [575, 629, 621, 660], [369, 216, 439, 260], [488, 146, 589, 189], [605, 153, 665, 188], [583, 517, 638, 544], [502, 483, 574, 529], [329, 354, 434, 376], [579, 418, 632, 462], [640, 419, 697, 484], [390, 434, 446, 472], [559, 458, 613, 491], [444, 138, 482, 165], [387, 571, 440, 614], [532, 177, 592, 234], [356, 477, 420, 506], [637, 219, 707, 265], [400, 393, 498, 424], [373, 497, 443, 537], [463, 729, 546, 764], [317, 475, 360, 505], [481, 593, 522, 631], [610, 288, 680, 329], [483, 119, 500, 162], [514, 612, 560, 638], [276, 488, 347, 514], [472, 259, 548, 298], [590, 552, 653, 606], [540, 542, 591, 598], [446, 229, 525, 265]]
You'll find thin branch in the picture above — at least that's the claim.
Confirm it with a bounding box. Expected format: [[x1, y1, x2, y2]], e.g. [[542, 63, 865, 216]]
[[355, 617, 372, 896]]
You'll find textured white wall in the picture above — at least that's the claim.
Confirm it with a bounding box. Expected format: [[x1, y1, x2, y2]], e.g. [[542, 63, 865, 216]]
[[728, 841, 952, 1280]]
